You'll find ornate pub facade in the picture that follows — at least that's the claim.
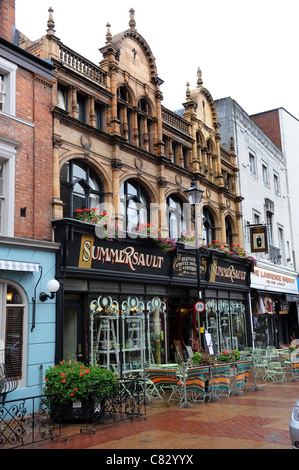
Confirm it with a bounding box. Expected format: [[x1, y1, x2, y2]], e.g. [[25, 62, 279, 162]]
[[17, 7, 251, 371]]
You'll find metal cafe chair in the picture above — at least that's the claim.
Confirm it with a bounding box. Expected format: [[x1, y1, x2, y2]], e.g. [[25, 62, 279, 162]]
[[263, 361, 286, 382]]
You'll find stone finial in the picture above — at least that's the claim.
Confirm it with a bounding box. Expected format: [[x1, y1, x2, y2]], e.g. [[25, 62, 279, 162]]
[[129, 8, 136, 29], [47, 7, 55, 35], [186, 82, 191, 101], [106, 23, 112, 44], [197, 67, 203, 87]]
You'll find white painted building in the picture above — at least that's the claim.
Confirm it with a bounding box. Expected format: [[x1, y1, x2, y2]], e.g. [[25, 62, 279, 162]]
[[215, 98, 299, 347]]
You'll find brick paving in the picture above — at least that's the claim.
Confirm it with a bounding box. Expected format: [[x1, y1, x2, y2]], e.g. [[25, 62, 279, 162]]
[[21, 378, 299, 451]]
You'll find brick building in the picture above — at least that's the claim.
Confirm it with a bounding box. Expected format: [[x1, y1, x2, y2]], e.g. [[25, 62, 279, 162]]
[[0, 0, 59, 400]]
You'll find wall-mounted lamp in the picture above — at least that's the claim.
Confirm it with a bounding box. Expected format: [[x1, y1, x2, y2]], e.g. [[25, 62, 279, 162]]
[[242, 163, 250, 168], [39, 279, 60, 302]]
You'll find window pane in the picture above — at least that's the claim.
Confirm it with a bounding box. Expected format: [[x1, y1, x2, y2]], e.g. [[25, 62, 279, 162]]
[[6, 307, 24, 379]]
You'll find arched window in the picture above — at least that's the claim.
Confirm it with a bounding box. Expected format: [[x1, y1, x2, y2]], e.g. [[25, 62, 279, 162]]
[[166, 195, 186, 239], [120, 180, 150, 232], [202, 207, 215, 244], [225, 217, 233, 247], [60, 160, 104, 218], [3, 283, 25, 380]]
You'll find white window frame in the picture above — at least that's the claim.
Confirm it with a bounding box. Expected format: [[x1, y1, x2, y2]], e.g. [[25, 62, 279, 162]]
[[0, 280, 28, 388], [0, 138, 17, 236], [0, 57, 17, 116], [249, 152, 256, 175], [262, 162, 269, 186], [273, 172, 280, 194]]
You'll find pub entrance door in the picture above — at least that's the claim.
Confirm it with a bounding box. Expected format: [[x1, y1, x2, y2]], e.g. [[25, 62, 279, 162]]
[[63, 294, 86, 362]]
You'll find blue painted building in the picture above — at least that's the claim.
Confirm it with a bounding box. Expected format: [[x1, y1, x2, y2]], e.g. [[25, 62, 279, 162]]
[[0, 239, 60, 401]]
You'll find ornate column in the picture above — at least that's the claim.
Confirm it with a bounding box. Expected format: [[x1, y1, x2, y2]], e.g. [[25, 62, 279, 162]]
[[52, 136, 64, 219]]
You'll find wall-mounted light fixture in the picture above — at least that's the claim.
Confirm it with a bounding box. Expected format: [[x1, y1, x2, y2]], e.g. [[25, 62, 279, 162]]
[[39, 279, 60, 302], [242, 163, 250, 168]]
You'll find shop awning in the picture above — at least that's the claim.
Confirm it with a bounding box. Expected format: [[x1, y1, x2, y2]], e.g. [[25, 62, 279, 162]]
[[0, 259, 40, 272], [286, 294, 299, 302]]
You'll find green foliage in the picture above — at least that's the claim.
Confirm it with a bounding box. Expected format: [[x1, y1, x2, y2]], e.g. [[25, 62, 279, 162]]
[[191, 351, 216, 365], [43, 360, 118, 405], [217, 349, 241, 363]]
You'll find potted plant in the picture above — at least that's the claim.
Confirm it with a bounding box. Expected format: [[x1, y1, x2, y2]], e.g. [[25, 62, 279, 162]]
[[217, 349, 241, 363], [191, 351, 216, 366], [43, 360, 118, 422]]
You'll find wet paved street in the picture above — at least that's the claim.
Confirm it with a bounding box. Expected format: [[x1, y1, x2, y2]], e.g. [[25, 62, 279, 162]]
[[23, 378, 299, 451]]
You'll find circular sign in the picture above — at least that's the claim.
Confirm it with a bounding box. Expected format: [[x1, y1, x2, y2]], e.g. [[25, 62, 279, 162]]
[[195, 301, 205, 313]]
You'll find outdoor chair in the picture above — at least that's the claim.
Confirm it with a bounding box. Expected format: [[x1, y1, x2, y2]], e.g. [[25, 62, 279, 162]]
[[254, 359, 268, 378], [234, 361, 252, 393], [183, 366, 210, 403], [145, 368, 182, 401], [208, 363, 231, 399], [263, 361, 286, 382]]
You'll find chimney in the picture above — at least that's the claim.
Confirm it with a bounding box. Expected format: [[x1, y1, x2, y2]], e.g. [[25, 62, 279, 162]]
[[0, 0, 16, 43]]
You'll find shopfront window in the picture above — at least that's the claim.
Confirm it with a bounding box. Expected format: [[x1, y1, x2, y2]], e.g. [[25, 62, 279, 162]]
[[205, 297, 247, 354], [89, 294, 167, 372]]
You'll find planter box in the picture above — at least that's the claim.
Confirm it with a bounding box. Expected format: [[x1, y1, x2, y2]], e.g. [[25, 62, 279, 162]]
[[51, 398, 105, 423]]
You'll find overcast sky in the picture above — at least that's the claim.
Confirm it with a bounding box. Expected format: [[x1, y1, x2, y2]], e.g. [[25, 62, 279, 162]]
[[15, 0, 299, 119]]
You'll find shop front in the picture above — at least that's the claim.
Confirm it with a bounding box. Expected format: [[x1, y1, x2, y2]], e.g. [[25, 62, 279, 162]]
[[170, 250, 252, 358], [0, 238, 59, 400], [250, 262, 299, 348], [53, 219, 253, 371], [53, 219, 172, 372]]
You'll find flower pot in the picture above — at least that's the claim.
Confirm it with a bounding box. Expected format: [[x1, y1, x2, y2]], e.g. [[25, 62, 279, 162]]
[[50, 398, 105, 423]]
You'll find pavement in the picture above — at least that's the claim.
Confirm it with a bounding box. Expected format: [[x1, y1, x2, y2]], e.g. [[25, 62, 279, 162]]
[[21, 377, 299, 454]]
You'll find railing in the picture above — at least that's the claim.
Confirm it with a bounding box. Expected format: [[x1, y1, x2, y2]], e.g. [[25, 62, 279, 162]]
[[59, 44, 108, 88], [0, 378, 146, 448], [162, 106, 192, 135], [0, 349, 18, 403]]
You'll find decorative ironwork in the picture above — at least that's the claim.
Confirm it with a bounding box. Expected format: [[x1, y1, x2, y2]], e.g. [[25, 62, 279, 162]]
[[0, 378, 146, 448], [0, 348, 18, 403]]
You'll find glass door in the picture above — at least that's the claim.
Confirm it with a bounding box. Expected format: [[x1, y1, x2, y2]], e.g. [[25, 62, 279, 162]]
[[121, 296, 146, 372], [205, 299, 219, 355], [63, 295, 85, 362], [230, 300, 246, 350], [218, 300, 232, 351], [146, 296, 167, 365]]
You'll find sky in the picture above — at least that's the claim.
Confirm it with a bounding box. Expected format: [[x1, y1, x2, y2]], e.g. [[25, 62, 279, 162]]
[[15, 0, 299, 119]]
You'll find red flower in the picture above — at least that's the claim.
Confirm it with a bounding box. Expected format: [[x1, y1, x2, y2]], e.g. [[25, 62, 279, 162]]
[[61, 379, 66, 383], [75, 209, 83, 213]]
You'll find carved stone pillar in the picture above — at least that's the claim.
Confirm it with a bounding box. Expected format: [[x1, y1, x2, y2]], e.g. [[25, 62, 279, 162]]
[[154, 90, 165, 157], [111, 156, 123, 227], [52, 136, 64, 219], [110, 65, 120, 135], [88, 95, 96, 127], [70, 87, 78, 119]]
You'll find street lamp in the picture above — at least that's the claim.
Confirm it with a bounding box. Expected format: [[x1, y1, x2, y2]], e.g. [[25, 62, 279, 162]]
[[184, 178, 205, 347]]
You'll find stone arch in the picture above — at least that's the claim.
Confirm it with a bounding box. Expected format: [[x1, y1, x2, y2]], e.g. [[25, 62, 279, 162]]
[[59, 152, 111, 195], [119, 173, 158, 205]]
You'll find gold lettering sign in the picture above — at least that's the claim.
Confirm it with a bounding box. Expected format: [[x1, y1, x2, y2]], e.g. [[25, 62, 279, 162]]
[[78, 234, 94, 269]]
